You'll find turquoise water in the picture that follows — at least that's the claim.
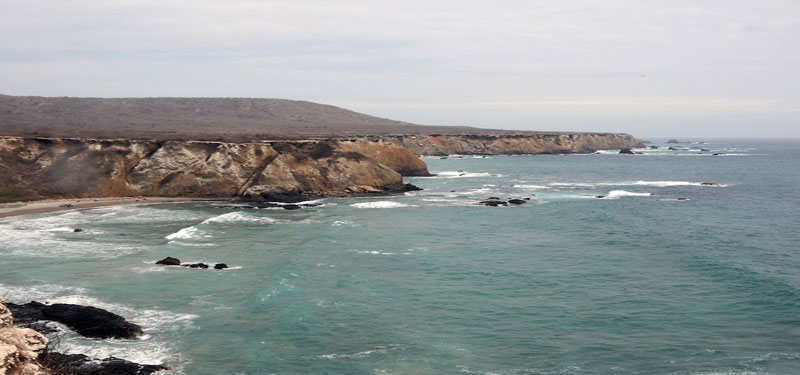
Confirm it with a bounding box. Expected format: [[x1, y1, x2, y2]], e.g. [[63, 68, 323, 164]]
[[2, 139, 799, 375]]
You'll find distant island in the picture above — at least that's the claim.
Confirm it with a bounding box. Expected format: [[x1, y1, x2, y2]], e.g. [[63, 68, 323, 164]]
[[0, 95, 643, 204]]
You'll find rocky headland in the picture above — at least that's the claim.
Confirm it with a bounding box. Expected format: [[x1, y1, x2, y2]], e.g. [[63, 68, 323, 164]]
[[0, 133, 642, 203]]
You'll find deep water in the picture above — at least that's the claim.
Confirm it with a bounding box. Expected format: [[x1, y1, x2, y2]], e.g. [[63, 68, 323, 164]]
[[2, 139, 799, 375]]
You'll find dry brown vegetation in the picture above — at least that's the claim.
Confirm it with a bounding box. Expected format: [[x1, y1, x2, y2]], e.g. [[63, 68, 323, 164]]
[[0, 95, 545, 141]]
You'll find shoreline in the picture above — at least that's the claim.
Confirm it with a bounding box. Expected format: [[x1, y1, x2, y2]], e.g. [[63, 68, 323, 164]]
[[0, 197, 223, 218]]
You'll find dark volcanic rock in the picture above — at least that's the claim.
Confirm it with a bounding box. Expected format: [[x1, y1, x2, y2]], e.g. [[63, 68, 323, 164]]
[[507, 199, 527, 204], [42, 304, 143, 339], [282, 204, 302, 210], [618, 148, 634, 154], [156, 257, 181, 265], [214, 263, 228, 270], [73, 228, 85, 233], [9, 302, 143, 339], [40, 352, 170, 375], [183, 263, 210, 269], [700, 182, 720, 186], [403, 183, 423, 192], [479, 200, 507, 207]]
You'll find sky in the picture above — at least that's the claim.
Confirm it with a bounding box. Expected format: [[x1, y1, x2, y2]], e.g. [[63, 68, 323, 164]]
[[1, 0, 798, 138]]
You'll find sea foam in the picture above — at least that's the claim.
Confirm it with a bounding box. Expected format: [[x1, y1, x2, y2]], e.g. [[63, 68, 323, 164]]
[[351, 201, 411, 209]]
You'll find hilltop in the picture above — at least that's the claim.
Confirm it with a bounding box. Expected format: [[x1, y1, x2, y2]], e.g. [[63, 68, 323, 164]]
[[0, 95, 503, 141]]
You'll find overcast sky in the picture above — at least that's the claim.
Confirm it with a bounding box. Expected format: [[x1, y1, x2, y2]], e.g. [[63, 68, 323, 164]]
[[2, 0, 798, 138]]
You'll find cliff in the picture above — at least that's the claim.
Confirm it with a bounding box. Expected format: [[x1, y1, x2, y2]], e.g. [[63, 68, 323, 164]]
[[1, 298, 49, 375], [0, 133, 643, 202], [0, 137, 424, 202]]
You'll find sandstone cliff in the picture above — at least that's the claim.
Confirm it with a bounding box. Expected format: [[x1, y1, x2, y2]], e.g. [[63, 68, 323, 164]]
[[0, 137, 421, 202], [384, 133, 644, 156], [0, 132, 642, 202], [1, 298, 48, 375]]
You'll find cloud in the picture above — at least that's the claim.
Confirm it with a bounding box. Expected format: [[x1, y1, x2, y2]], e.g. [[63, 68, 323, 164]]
[[1, 0, 799, 137]]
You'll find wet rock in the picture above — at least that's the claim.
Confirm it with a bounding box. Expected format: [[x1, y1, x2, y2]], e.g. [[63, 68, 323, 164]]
[[677, 197, 689, 200], [618, 148, 634, 154], [39, 352, 170, 375], [667, 139, 679, 144], [183, 263, 209, 269], [479, 200, 507, 207], [700, 182, 720, 187], [488, 197, 501, 200], [9, 302, 143, 339], [403, 183, 423, 192], [214, 263, 228, 270], [507, 199, 527, 204], [73, 228, 85, 233], [713, 153, 724, 156], [156, 257, 181, 266], [282, 204, 301, 210], [595, 195, 607, 199]]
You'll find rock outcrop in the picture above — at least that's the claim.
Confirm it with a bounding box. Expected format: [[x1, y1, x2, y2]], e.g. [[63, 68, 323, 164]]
[[7, 302, 142, 340], [0, 132, 642, 201], [1, 298, 48, 375]]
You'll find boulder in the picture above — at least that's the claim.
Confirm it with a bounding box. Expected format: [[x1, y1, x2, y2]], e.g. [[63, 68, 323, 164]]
[[40, 304, 143, 339], [282, 204, 301, 210], [507, 199, 527, 204], [700, 182, 720, 187], [73, 228, 85, 233], [8, 302, 142, 339], [156, 257, 181, 266], [618, 148, 634, 154], [214, 263, 228, 270], [39, 352, 170, 375], [667, 139, 679, 144], [479, 200, 507, 207], [403, 183, 423, 192], [183, 263, 209, 269]]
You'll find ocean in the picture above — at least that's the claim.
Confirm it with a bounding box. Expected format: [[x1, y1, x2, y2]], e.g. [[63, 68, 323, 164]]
[[2, 139, 799, 375]]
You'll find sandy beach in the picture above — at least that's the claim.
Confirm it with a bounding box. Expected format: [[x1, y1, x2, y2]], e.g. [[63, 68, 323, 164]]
[[0, 197, 221, 218]]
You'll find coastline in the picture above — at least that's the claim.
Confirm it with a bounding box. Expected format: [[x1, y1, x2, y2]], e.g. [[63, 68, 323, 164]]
[[0, 197, 221, 218]]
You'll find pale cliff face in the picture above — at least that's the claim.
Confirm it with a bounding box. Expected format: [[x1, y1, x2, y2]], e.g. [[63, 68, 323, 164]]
[[1, 298, 48, 375], [0, 133, 642, 201], [0, 137, 409, 201]]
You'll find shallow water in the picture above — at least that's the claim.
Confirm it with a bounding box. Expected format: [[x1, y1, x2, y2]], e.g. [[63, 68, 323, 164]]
[[2, 139, 799, 374]]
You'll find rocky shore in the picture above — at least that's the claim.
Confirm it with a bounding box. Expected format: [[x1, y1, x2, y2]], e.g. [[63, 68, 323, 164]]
[[0, 134, 641, 203], [1, 297, 169, 375]]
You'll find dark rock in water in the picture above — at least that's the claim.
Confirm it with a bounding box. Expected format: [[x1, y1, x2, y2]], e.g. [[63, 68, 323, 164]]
[[440, 157, 448, 159], [595, 195, 607, 199], [214, 263, 228, 270], [667, 146, 678, 151], [40, 352, 170, 375], [649, 145, 658, 149], [618, 148, 634, 154], [524, 197, 531, 200], [156, 257, 181, 266], [488, 197, 501, 200], [700, 182, 720, 186], [9, 302, 142, 339], [479, 200, 507, 207], [507, 199, 527, 204], [73, 228, 85, 233], [700, 148, 710, 152], [282, 204, 301, 210], [403, 183, 423, 192], [677, 197, 689, 200], [183, 263, 209, 269], [713, 153, 723, 156], [667, 139, 679, 144]]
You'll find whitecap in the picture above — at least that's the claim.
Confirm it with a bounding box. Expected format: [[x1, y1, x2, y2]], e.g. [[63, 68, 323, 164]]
[[164, 226, 206, 240], [605, 190, 653, 198], [351, 201, 411, 209], [435, 171, 502, 178], [513, 184, 551, 190], [201, 211, 277, 224]]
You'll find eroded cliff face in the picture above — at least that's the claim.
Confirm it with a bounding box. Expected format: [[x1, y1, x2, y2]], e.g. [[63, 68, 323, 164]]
[[1, 298, 48, 375], [0, 137, 412, 202], [384, 133, 644, 156], [0, 132, 643, 201]]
